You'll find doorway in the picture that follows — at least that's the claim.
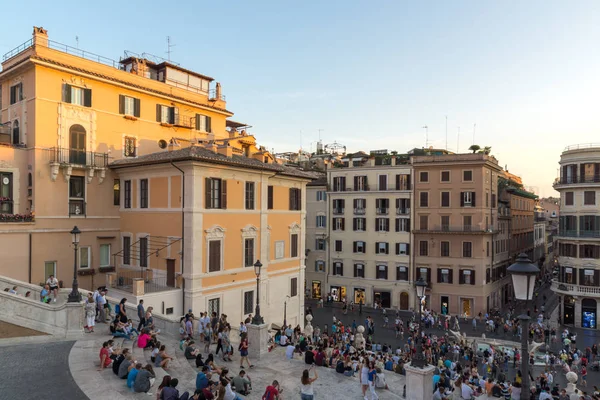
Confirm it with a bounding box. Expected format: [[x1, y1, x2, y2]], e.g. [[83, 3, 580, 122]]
[[166, 259, 175, 287], [354, 288, 365, 305], [400, 292, 409, 310], [311, 281, 322, 299], [69, 124, 87, 165], [440, 296, 449, 315], [564, 296, 575, 325], [461, 298, 473, 317], [374, 291, 391, 308]]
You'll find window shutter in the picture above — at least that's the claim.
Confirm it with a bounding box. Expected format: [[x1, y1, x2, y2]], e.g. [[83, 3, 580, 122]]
[[395, 174, 400, 190], [195, 114, 200, 130], [83, 88, 92, 107], [375, 242, 379, 253], [341, 218, 345, 231], [134, 98, 141, 117], [426, 268, 431, 283], [437, 268, 442, 283], [206, 116, 212, 133], [385, 243, 389, 254], [395, 198, 400, 209], [297, 189, 302, 210], [205, 178, 212, 209], [396, 243, 400, 255], [472, 192, 476, 207], [448, 269, 453, 284], [471, 270, 476, 285], [354, 264, 358, 277], [407, 174, 411, 189], [289, 188, 293, 210], [386, 220, 390, 232], [353, 218, 357, 231], [268, 186, 273, 209], [119, 95, 125, 114], [459, 270, 464, 284], [395, 218, 399, 232], [375, 220, 380, 232], [460, 192, 465, 207], [407, 219, 411, 231], [579, 216, 584, 232], [406, 244, 410, 255], [354, 176, 359, 189], [363, 219, 366, 231], [156, 104, 162, 122], [62, 83, 72, 103], [384, 267, 388, 280], [221, 180, 227, 209]]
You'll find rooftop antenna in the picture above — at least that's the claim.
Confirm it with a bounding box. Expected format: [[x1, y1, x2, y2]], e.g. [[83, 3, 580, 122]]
[[422, 125, 429, 147], [445, 116, 448, 150], [318, 128, 324, 141], [166, 36, 176, 61], [472, 123, 476, 145], [75, 36, 79, 49]]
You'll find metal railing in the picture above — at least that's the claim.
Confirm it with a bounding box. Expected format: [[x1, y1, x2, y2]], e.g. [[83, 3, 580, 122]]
[[332, 208, 345, 215], [376, 208, 389, 215], [555, 175, 600, 185], [418, 225, 495, 233], [209, 89, 226, 101], [2, 38, 33, 61], [564, 143, 600, 151], [69, 200, 86, 216], [396, 208, 410, 215], [558, 230, 600, 238], [328, 184, 411, 192], [48, 147, 109, 168], [115, 270, 176, 293], [552, 280, 600, 295], [354, 208, 366, 215]]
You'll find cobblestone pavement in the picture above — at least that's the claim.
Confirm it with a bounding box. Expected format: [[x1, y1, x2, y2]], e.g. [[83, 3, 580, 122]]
[[0, 340, 88, 400]]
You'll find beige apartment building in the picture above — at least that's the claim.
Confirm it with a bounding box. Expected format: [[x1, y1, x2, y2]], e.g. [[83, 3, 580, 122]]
[[305, 176, 327, 299], [326, 151, 413, 309], [413, 153, 503, 316]]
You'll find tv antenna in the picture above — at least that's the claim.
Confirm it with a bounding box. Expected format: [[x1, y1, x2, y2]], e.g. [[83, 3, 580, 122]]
[[166, 36, 176, 61], [75, 36, 79, 49], [422, 125, 429, 147], [318, 129, 325, 140], [445, 116, 448, 150]]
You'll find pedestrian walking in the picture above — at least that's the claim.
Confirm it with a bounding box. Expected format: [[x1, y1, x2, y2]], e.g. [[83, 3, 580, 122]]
[[239, 333, 254, 369], [137, 299, 145, 331]]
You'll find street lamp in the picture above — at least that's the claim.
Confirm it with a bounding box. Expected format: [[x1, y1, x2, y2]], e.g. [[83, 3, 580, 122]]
[[67, 226, 82, 303], [508, 253, 540, 400], [411, 277, 428, 368], [283, 295, 291, 329], [251, 260, 264, 325]]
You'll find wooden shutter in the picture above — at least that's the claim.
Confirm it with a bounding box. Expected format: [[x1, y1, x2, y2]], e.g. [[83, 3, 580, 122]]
[[396, 243, 400, 255], [354, 176, 359, 189], [205, 178, 212, 209], [395, 218, 399, 232], [427, 268, 431, 283], [363, 219, 366, 231], [195, 114, 201, 130], [83, 88, 92, 107], [448, 269, 453, 284], [375, 242, 379, 253], [354, 264, 358, 277], [472, 192, 476, 207], [209, 241, 221, 272], [289, 188, 294, 210], [395, 175, 400, 190], [471, 270, 476, 285], [156, 104, 162, 122], [375, 220, 380, 232], [385, 243, 389, 254], [437, 268, 442, 283], [384, 267, 388, 280], [340, 263, 344, 276], [460, 192, 465, 207], [134, 98, 141, 117], [407, 174, 411, 189], [62, 83, 72, 103], [353, 218, 357, 231], [207, 116, 212, 133], [221, 180, 227, 209], [406, 244, 410, 255], [268, 186, 274, 209], [341, 218, 345, 231], [119, 95, 125, 114]]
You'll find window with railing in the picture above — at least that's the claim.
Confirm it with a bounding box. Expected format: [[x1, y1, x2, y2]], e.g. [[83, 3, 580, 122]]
[[353, 176, 368, 191], [69, 176, 85, 216], [375, 218, 389, 232], [0, 172, 13, 214], [243, 291, 254, 315], [332, 176, 346, 191], [376, 198, 389, 214], [333, 199, 345, 214], [353, 198, 366, 214], [396, 198, 410, 214]]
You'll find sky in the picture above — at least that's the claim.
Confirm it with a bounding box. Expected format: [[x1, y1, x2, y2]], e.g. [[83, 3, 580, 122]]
[[2, 1, 600, 197]]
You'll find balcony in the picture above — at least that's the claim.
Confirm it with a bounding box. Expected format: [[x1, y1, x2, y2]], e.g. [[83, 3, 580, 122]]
[[554, 175, 600, 187], [396, 208, 411, 215], [557, 230, 600, 239], [0, 199, 34, 223], [69, 200, 86, 216], [416, 225, 496, 234], [551, 279, 600, 296], [0, 199, 14, 214], [48, 147, 108, 168], [332, 208, 345, 215], [0, 125, 11, 145], [354, 208, 366, 215], [376, 208, 389, 215], [327, 184, 411, 192]]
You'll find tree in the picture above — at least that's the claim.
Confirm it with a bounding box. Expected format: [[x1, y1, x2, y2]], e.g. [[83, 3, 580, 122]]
[[469, 145, 481, 153], [479, 146, 492, 155]]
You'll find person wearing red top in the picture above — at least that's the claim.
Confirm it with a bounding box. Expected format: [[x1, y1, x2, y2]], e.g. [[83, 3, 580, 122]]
[[262, 380, 282, 400], [137, 331, 152, 349], [98, 341, 112, 371]]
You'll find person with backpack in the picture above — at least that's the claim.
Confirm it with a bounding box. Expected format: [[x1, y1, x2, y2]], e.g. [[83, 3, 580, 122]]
[[262, 380, 282, 400]]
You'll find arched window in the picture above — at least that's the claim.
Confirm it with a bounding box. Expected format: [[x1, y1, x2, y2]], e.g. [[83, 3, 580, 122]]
[[12, 120, 19, 145], [69, 124, 86, 164]]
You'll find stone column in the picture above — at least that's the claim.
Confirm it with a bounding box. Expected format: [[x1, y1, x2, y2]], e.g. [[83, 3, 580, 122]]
[[246, 323, 270, 361], [405, 363, 435, 400], [574, 298, 582, 328]]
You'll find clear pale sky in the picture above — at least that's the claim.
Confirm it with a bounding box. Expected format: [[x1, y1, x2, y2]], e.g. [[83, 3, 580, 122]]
[[2, 1, 599, 197]]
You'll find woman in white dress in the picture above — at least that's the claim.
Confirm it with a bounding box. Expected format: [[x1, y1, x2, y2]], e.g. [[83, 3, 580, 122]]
[[84, 293, 96, 333], [360, 358, 370, 399]]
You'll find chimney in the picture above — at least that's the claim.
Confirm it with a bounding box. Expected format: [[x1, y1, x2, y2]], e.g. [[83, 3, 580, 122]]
[[218, 144, 233, 158], [32, 26, 48, 48], [215, 82, 222, 100], [206, 142, 218, 154]]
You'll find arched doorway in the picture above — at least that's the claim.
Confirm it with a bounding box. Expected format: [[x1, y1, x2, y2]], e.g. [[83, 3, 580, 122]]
[[12, 120, 19, 145], [563, 295, 575, 325], [69, 124, 86, 164], [400, 292, 409, 310], [582, 298, 597, 329]]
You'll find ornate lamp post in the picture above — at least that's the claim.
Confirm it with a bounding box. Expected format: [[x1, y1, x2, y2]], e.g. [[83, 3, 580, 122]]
[[411, 277, 428, 368], [508, 253, 540, 400], [283, 295, 291, 328], [67, 226, 82, 303], [251, 260, 264, 325]]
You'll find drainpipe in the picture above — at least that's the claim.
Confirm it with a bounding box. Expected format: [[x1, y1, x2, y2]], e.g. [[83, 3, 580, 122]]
[[29, 233, 32, 283], [171, 161, 185, 313]]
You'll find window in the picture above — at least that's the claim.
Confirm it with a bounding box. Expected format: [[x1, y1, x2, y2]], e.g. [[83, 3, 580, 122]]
[[396, 198, 411, 214], [208, 240, 222, 272], [463, 170, 473, 181], [334, 240, 343, 252], [315, 260, 326, 272], [315, 238, 326, 251], [208, 298, 220, 317], [62, 84, 91, 107], [419, 215, 428, 230], [332, 176, 346, 191], [486, 192, 489, 207], [486, 241, 490, 257], [441, 216, 450, 230], [44, 261, 56, 280], [316, 190, 327, 201], [376, 265, 388, 280], [140, 179, 148, 209], [396, 266, 408, 281], [267, 186, 274, 209], [395, 243, 409, 255], [375, 218, 390, 232], [378, 175, 387, 190], [463, 215, 472, 231], [491, 193, 497, 208], [584, 191, 596, 205], [69, 176, 85, 216], [441, 241, 450, 257], [195, 114, 212, 132], [462, 242, 473, 258], [354, 176, 368, 191], [418, 267, 431, 282], [244, 238, 254, 267], [289, 188, 302, 210], [123, 236, 131, 265], [78, 246, 91, 269], [395, 218, 410, 232], [353, 241, 366, 253], [139, 237, 148, 267], [243, 291, 254, 315], [461, 191, 475, 207], [354, 264, 365, 278], [119, 95, 140, 117], [419, 171, 429, 182], [376, 198, 389, 214], [419, 240, 428, 256], [565, 192, 574, 206], [316, 215, 326, 228], [100, 244, 111, 267], [395, 174, 411, 190], [10, 83, 23, 104], [205, 178, 227, 209], [291, 277, 298, 297], [113, 180, 120, 206], [353, 217, 366, 231], [420, 192, 428, 207], [441, 191, 450, 207], [441, 171, 450, 182], [581, 245, 600, 259], [333, 262, 344, 276], [124, 136, 137, 157], [460, 269, 475, 285], [291, 234, 299, 258], [124, 180, 131, 209], [0, 172, 13, 214], [333, 199, 345, 214], [375, 242, 389, 254], [156, 104, 178, 124], [438, 268, 452, 284], [333, 217, 345, 231], [245, 182, 255, 210]]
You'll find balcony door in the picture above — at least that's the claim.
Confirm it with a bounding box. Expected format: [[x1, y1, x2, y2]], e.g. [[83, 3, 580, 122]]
[[69, 124, 87, 165], [12, 120, 19, 145]]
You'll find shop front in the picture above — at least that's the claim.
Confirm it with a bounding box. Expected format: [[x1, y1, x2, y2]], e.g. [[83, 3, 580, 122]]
[[460, 297, 473, 317], [400, 292, 409, 310], [582, 298, 597, 329], [354, 288, 366, 305], [440, 296, 449, 315], [311, 281, 322, 299], [330, 285, 346, 302], [374, 290, 391, 308], [563, 295, 575, 325]]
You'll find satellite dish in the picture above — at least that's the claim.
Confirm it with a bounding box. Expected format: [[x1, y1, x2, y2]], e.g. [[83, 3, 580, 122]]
[[158, 139, 168, 149]]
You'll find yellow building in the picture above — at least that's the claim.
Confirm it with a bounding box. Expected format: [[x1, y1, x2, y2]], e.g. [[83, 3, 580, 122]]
[[0, 26, 310, 324]]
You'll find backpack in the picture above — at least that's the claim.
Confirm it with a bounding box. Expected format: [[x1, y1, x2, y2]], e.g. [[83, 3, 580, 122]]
[[115, 304, 120, 315]]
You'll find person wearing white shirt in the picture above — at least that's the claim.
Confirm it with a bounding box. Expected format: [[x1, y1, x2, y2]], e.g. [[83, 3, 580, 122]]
[[461, 382, 474, 400], [538, 388, 553, 400], [279, 334, 289, 346], [46, 275, 59, 302], [285, 344, 295, 359]]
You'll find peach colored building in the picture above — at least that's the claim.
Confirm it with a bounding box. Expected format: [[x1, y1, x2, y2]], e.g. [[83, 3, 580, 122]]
[[0, 27, 310, 324]]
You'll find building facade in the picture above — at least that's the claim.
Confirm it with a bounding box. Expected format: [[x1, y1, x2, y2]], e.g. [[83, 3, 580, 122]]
[[326, 152, 413, 309], [305, 176, 327, 299], [552, 144, 600, 330], [0, 26, 309, 325], [412, 153, 504, 316]]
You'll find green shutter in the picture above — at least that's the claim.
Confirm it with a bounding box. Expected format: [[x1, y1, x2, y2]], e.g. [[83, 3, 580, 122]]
[[156, 104, 162, 122], [83, 88, 92, 107], [134, 98, 141, 117], [62, 84, 72, 103], [119, 95, 125, 114]]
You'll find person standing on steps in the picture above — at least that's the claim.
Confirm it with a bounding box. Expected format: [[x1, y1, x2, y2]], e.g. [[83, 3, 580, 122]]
[[84, 293, 96, 333], [238, 333, 254, 369], [300, 366, 318, 400], [137, 299, 145, 331], [46, 274, 59, 303]]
